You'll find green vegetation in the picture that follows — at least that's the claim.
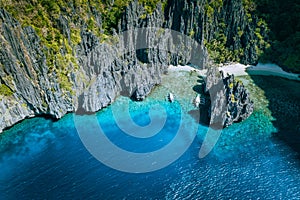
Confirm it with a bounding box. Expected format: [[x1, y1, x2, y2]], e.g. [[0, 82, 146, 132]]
[[21, 103, 27, 108], [230, 94, 236, 103], [203, 0, 271, 65], [0, 0, 166, 94], [0, 0, 138, 93], [0, 0, 85, 93], [0, 84, 13, 96], [204, 20, 245, 64], [242, 0, 256, 13], [101, 0, 132, 32], [254, 0, 300, 73], [204, 0, 243, 63], [138, 0, 161, 14], [1, 0, 297, 77], [205, 0, 223, 21]]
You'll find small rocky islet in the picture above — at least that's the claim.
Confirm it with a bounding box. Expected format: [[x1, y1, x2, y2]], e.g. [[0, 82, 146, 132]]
[[203, 66, 254, 128]]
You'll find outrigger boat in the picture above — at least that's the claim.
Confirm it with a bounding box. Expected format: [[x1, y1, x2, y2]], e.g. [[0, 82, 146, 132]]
[[193, 94, 200, 107], [168, 93, 174, 103], [193, 94, 205, 107]]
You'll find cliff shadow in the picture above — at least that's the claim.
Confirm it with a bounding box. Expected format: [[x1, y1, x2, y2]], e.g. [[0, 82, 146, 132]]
[[188, 76, 210, 126], [249, 75, 300, 156]]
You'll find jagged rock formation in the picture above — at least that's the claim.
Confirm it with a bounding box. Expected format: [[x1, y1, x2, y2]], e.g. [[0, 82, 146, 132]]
[[203, 66, 254, 128], [164, 0, 265, 64], [0, 10, 73, 127], [0, 0, 262, 132], [223, 73, 254, 126]]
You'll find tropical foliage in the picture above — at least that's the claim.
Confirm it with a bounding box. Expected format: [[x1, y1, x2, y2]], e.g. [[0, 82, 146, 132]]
[[254, 0, 300, 73], [0, 0, 298, 74]]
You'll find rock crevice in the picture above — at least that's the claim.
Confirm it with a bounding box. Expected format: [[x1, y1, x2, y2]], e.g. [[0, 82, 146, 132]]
[[0, 0, 260, 132]]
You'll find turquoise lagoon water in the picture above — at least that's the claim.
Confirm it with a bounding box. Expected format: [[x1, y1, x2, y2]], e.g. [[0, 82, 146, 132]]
[[0, 74, 300, 199]]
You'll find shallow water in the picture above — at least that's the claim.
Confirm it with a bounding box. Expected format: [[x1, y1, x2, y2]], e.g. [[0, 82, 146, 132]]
[[0, 73, 300, 199]]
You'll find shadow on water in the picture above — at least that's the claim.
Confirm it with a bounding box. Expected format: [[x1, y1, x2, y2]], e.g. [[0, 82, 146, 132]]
[[188, 76, 210, 126], [249, 75, 300, 156]]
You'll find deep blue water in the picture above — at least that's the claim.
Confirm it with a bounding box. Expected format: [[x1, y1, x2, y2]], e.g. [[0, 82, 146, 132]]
[[1, 76, 300, 199]]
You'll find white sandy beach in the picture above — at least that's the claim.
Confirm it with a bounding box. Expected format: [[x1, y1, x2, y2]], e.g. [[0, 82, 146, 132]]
[[169, 63, 300, 81], [168, 64, 207, 77]]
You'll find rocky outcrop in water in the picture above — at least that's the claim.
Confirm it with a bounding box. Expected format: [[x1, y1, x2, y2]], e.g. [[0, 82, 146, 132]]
[[0, 0, 261, 132], [223, 73, 254, 126], [203, 66, 254, 128]]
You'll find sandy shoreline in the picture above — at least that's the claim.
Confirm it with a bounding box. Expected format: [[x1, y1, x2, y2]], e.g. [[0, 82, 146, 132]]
[[168, 65, 207, 77], [169, 63, 300, 81]]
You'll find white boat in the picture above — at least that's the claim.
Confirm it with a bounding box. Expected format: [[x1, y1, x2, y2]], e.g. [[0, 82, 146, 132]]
[[193, 94, 200, 107], [193, 94, 205, 107], [168, 93, 174, 103]]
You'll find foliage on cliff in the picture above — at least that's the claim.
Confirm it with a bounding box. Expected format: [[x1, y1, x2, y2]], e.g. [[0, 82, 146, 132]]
[[203, 0, 270, 65], [0, 0, 166, 96], [254, 0, 300, 73], [0, 0, 298, 74], [0, 0, 131, 93], [0, 83, 13, 96]]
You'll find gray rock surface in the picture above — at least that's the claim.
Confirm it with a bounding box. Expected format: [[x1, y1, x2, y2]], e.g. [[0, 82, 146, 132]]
[[204, 67, 254, 128], [164, 0, 265, 64], [0, 0, 259, 132]]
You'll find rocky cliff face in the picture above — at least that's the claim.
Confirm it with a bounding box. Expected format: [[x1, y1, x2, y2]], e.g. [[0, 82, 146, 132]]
[[0, 10, 73, 129], [0, 0, 261, 132], [164, 0, 267, 64], [204, 66, 254, 128]]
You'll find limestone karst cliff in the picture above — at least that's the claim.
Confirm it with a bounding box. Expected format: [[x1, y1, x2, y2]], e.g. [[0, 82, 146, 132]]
[[0, 0, 263, 132], [203, 66, 253, 128]]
